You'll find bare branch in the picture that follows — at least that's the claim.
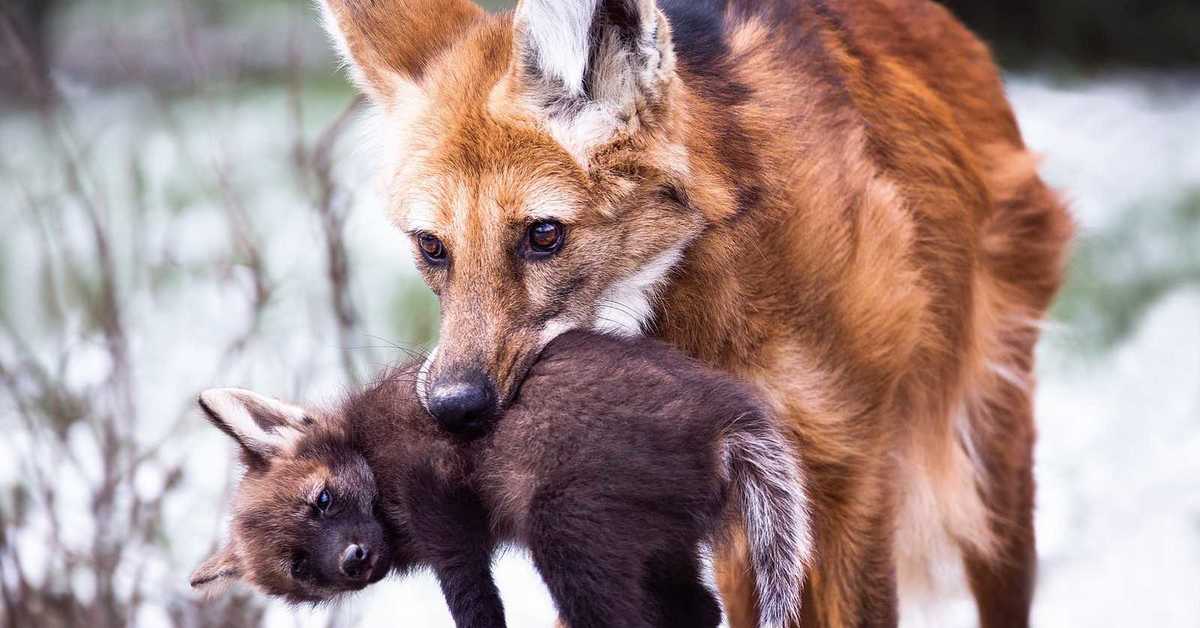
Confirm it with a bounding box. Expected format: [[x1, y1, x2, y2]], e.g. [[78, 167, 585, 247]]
[[304, 94, 367, 384]]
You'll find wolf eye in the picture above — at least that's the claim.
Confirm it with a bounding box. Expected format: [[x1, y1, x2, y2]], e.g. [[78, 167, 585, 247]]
[[525, 220, 564, 258], [316, 489, 333, 513], [417, 233, 446, 264]]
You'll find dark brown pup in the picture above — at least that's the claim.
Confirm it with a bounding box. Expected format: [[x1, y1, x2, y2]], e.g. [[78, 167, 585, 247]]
[[192, 331, 811, 628]]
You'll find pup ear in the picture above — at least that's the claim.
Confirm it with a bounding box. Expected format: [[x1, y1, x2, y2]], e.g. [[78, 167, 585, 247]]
[[190, 543, 243, 597], [319, 0, 485, 105], [198, 388, 309, 464], [511, 0, 675, 134]]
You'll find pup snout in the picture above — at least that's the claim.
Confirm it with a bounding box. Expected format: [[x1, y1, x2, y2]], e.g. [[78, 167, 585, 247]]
[[339, 543, 372, 579]]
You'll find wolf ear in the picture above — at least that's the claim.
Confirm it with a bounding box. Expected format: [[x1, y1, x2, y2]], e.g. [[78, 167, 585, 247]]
[[511, 0, 675, 127], [191, 543, 243, 597], [319, 0, 485, 105], [198, 388, 309, 464]]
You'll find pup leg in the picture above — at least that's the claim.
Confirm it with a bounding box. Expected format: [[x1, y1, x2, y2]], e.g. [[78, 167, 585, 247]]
[[406, 467, 506, 628], [526, 491, 652, 628], [962, 385, 1037, 628], [643, 546, 721, 628]]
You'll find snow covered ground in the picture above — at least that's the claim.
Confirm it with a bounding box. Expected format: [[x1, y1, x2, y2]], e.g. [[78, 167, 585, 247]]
[[1015, 75, 1200, 628], [1, 73, 1197, 627]]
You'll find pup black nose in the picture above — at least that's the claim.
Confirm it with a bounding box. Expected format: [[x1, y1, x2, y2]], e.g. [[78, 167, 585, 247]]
[[427, 373, 497, 433], [340, 544, 370, 579]]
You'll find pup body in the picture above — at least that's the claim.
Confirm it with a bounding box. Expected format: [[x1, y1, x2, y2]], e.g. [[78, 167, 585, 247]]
[[194, 332, 811, 628]]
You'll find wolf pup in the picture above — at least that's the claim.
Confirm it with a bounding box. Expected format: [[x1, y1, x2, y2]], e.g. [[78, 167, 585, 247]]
[[191, 331, 811, 628]]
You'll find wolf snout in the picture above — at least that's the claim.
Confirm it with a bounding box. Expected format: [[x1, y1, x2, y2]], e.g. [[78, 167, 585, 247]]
[[427, 371, 497, 434]]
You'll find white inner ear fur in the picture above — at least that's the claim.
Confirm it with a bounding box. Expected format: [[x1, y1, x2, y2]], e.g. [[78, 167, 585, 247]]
[[513, 0, 675, 166], [514, 0, 602, 97], [190, 546, 241, 598], [191, 572, 236, 598], [200, 388, 308, 454]]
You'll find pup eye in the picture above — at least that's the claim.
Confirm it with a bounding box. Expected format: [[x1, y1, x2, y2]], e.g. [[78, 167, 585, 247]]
[[525, 220, 565, 258], [417, 233, 446, 264], [316, 489, 333, 513]]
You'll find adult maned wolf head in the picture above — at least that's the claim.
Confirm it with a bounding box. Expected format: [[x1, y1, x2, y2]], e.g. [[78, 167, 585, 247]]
[[320, 0, 729, 432]]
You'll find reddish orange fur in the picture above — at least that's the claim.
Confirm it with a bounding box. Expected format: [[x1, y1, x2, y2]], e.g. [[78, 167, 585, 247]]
[[319, 1, 1073, 626]]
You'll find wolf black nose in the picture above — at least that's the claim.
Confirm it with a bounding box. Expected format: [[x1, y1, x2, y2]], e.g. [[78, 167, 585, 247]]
[[427, 373, 497, 434], [340, 544, 369, 578]]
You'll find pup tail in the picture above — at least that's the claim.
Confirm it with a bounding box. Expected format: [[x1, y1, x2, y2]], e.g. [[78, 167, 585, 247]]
[[723, 410, 814, 627]]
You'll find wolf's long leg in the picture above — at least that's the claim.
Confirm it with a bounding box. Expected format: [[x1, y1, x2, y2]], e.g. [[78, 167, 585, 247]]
[[961, 385, 1037, 628]]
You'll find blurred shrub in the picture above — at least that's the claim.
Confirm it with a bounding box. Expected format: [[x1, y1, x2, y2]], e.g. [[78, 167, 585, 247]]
[[1054, 189, 1200, 352], [940, 0, 1200, 70], [0, 0, 57, 105]]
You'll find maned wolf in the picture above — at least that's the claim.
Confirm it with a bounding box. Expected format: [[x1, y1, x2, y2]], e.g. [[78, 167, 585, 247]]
[[191, 331, 812, 628], [318, 0, 1073, 625]]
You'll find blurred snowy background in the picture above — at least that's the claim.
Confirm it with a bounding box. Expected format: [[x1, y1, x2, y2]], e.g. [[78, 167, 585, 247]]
[[0, 1, 1197, 627]]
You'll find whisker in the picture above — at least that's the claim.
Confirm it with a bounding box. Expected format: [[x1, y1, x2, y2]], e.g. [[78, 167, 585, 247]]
[[593, 314, 641, 332], [598, 298, 642, 319], [363, 333, 432, 352], [597, 299, 656, 332]]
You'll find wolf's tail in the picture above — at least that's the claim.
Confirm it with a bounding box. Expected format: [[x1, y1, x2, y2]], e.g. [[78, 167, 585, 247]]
[[722, 410, 814, 627]]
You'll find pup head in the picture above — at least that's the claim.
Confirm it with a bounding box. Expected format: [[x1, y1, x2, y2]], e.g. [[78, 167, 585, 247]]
[[191, 389, 391, 604], [319, 0, 711, 433]]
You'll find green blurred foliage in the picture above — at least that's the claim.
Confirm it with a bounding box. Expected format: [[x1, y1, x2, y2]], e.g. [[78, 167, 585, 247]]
[[390, 276, 441, 348], [1054, 189, 1200, 352], [33, 0, 1196, 76], [940, 0, 1200, 70]]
